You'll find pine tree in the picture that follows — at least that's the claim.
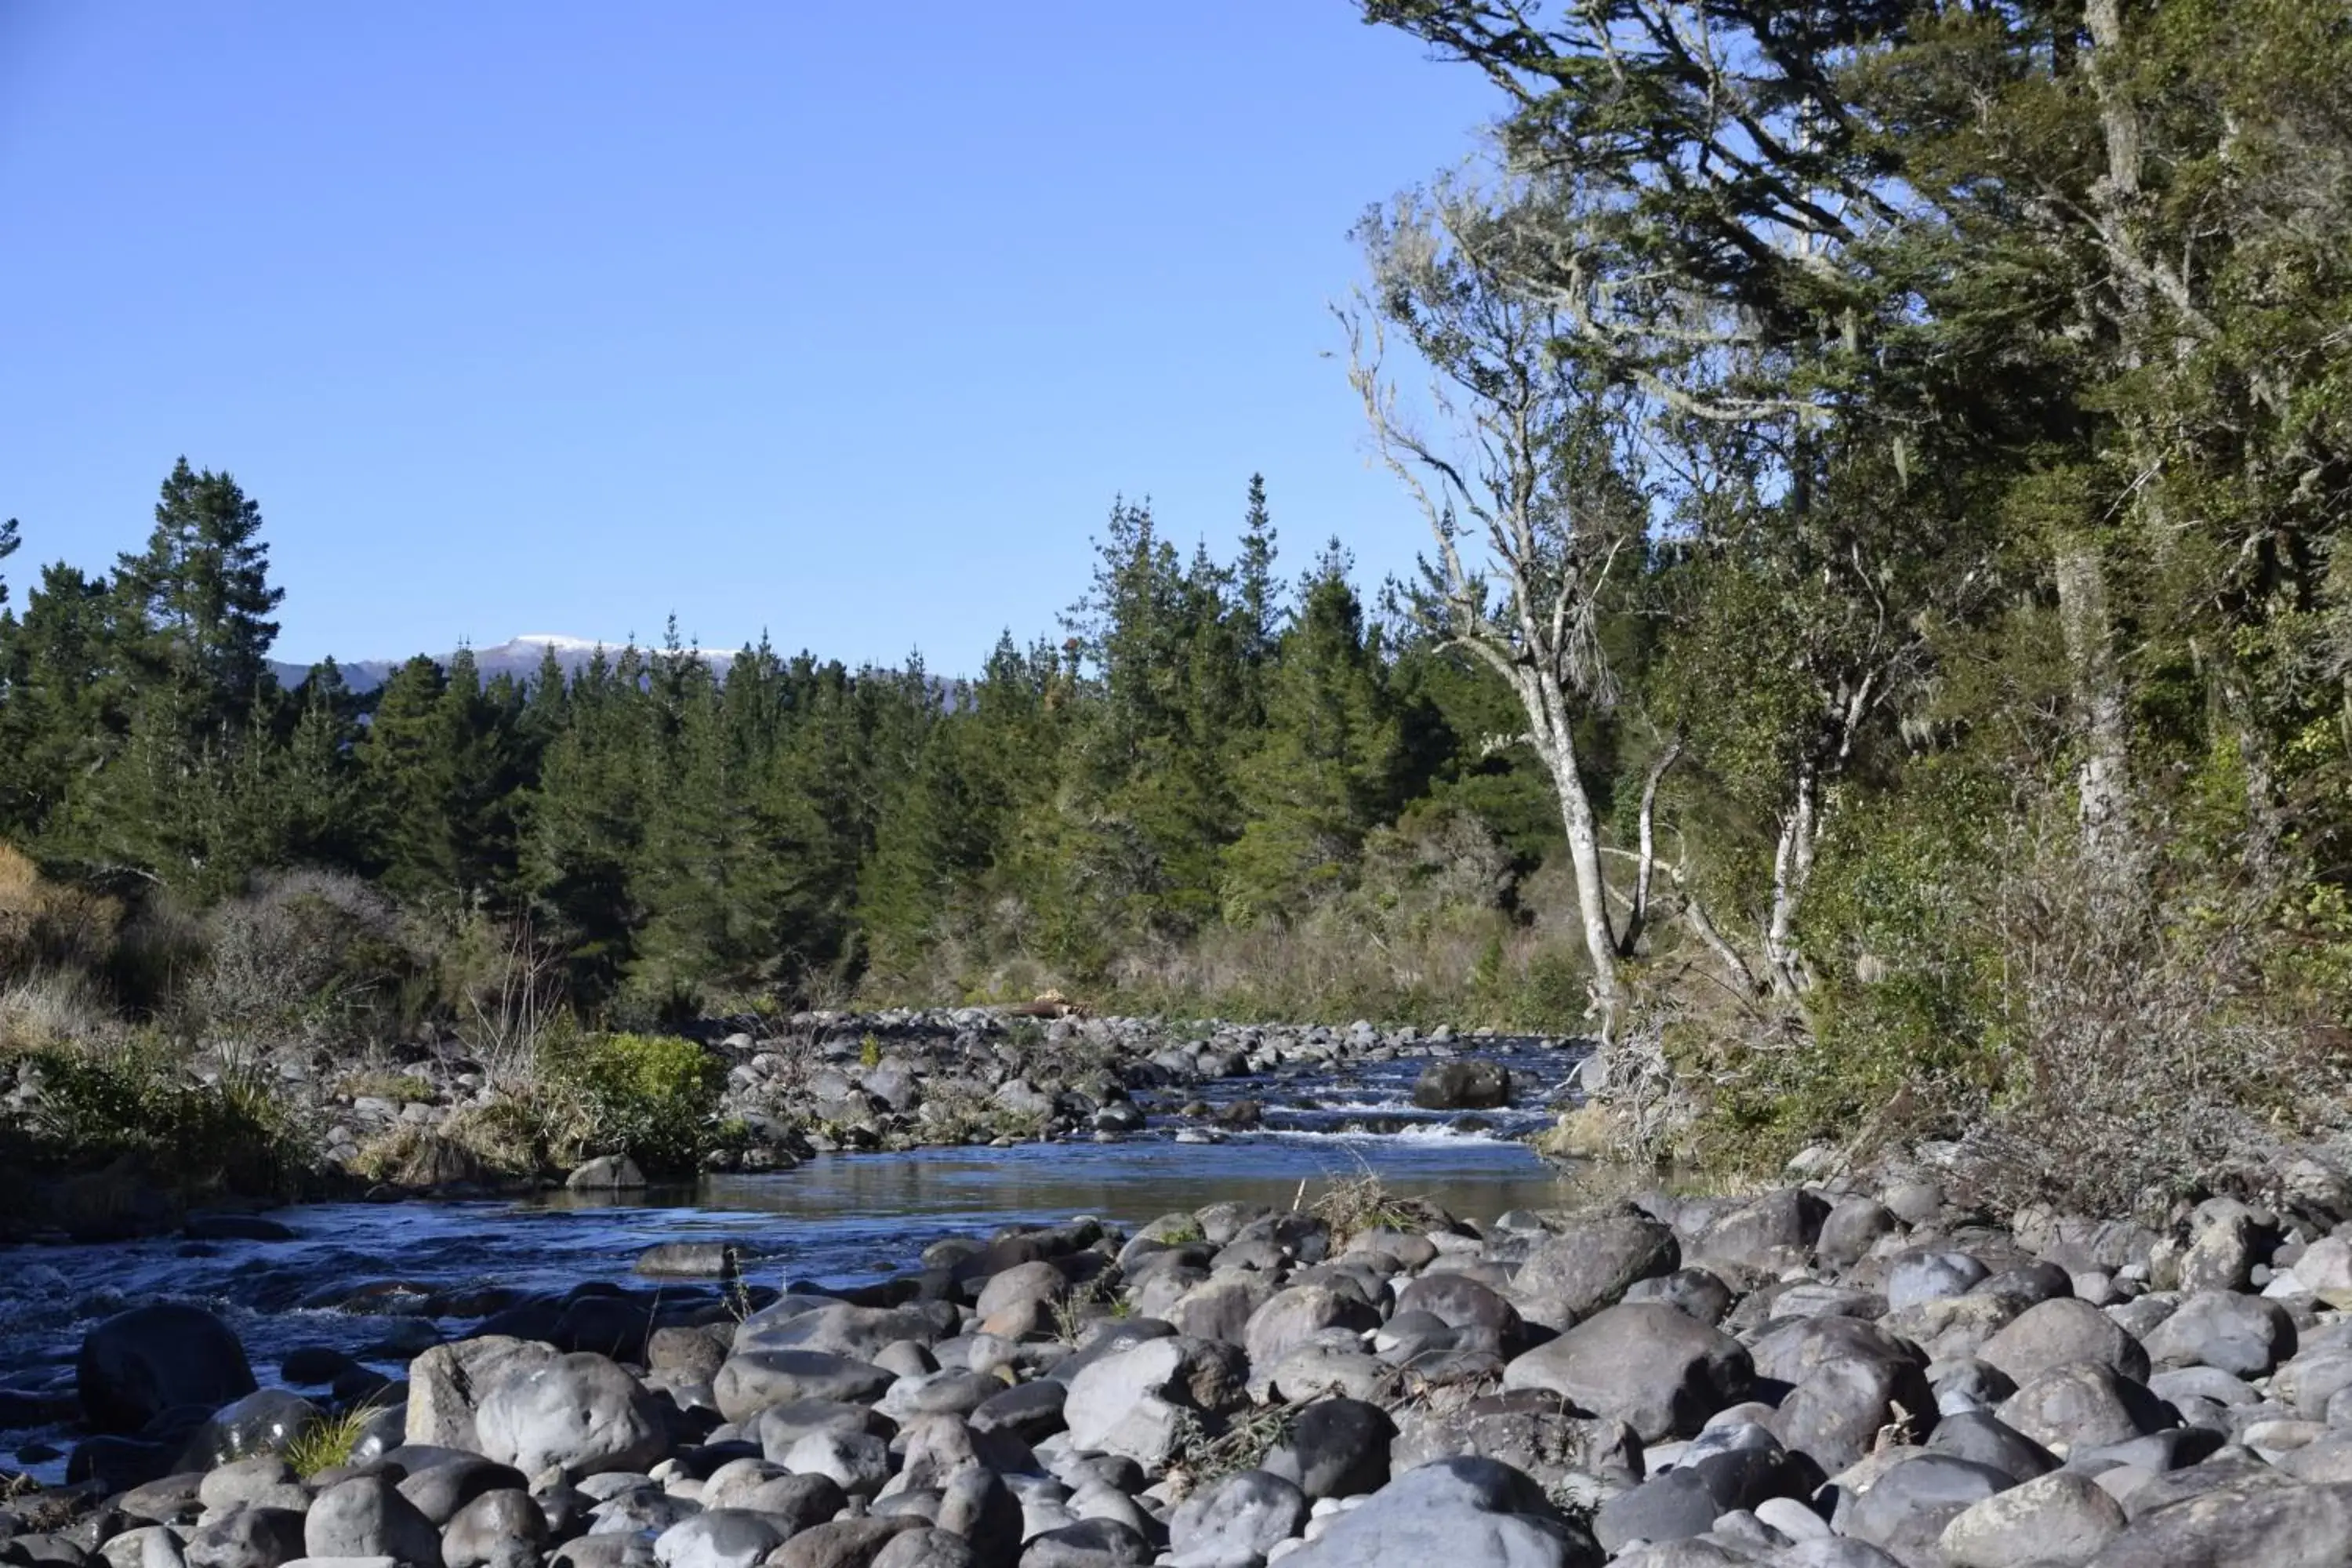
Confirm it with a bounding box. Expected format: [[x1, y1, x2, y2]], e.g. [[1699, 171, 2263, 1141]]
[[273, 660, 368, 868], [1235, 475, 1280, 670], [359, 655, 454, 896], [527, 645, 653, 1000], [0, 564, 121, 844], [113, 459, 284, 739], [1222, 543, 1400, 922], [0, 517, 18, 611]]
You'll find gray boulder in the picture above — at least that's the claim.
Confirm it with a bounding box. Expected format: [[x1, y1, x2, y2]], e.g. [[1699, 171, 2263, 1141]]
[[1922, 1410, 2058, 1483], [78, 1305, 257, 1435], [1979, 1299, 2150, 1385], [652, 1512, 786, 1568], [1166, 1277, 1274, 1345], [2143, 1292, 2296, 1378], [1062, 1338, 1196, 1467], [1937, 1470, 2125, 1567], [1509, 1214, 1679, 1327], [565, 1155, 648, 1190], [1261, 1398, 1394, 1499], [1242, 1285, 1380, 1372], [1996, 1361, 2170, 1457], [1885, 1252, 1989, 1312], [1773, 1352, 1937, 1473], [1817, 1199, 1900, 1271], [1411, 1062, 1511, 1110], [1687, 1189, 1828, 1287], [1166, 1469, 1308, 1568], [441, 1490, 547, 1568], [1502, 1303, 1751, 1440], [304, 1475, 445, 1568], [872, 1533, 978, 1568], [771, 1518, 927, 1568], [1837, 1454, 2010, 1566], [182, 1390, 319, 1469], [396, 1456, 527, 1527], [715, 1350, 896, 1423], [1388, 1392, 1640, 1511], [474, 1352, 666, 1479], [935, 1465, 1023, 1568], [780, 1429, 892, 1497], [182, 1507, 305, 1568], [1272, 1457, 1602, 1568], [405, 1338, 560, 1451], [2085, 1474, 2352, 1566]]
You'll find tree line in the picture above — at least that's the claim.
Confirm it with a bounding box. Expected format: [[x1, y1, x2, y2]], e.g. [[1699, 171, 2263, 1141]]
[[0, 463, 1585, 1021]]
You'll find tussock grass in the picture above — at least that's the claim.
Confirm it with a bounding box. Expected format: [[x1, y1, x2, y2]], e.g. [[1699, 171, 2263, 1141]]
[[1301, 1163, 1446, 1246], [283, 1401, 383, 1478]]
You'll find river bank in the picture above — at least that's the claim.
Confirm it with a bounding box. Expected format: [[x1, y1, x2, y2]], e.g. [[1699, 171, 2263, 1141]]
[[3, 1011, 1588, 1242], [9, 1128, 2352, 1565]]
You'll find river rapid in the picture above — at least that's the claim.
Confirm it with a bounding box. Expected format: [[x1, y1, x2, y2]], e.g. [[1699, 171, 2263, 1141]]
[[1, 1038, 1588, 1481]]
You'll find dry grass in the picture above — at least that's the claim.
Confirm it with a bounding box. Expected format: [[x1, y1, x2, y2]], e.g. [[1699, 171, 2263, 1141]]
[[0, 844, 123, 977], [1164, 1400, 1303, 1497], [1301, 1164, 1447, 1246], [451, 916, 565, 1090], [0, 971, 113, 1053]]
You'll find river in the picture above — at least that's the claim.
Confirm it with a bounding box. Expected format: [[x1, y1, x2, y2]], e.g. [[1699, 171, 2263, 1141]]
[[0, 1037, 1588, 1479]]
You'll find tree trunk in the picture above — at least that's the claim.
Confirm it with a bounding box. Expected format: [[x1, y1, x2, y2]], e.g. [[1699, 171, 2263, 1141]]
[[1523, 674, 1623, 1038], [2056, 541, 2130, 853], [2067, 0, 2141, 857], [1620, 739, 1681, 956], [1764, 757, 1820, 996]]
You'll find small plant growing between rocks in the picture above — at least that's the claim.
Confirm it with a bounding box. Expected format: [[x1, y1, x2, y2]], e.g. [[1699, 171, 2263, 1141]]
[[1305, 1166, 1437, 1246], [282, 1400, 383, 1479], [1050, 1271, 1124, 1345], [1164, 1399, 1303, 1497]]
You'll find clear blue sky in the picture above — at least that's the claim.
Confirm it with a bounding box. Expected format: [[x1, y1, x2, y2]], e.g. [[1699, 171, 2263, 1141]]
[[0, 3, 1500, 670]]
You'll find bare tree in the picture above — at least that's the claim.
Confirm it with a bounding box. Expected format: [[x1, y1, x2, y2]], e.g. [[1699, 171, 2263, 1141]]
[[1345, 179, 1659, 1040]]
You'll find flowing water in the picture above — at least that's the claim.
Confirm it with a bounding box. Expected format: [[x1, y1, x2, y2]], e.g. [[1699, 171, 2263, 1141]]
[[0, 1038, 1588, 1479]]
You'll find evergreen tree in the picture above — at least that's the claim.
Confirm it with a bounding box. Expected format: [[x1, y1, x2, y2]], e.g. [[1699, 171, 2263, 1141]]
[[1235, 475, 1281, 671], [0, 564, 121, 844], [359, 655, 455, 895], [113, 459, 284, 739], [1222, 543, 1400, 922], [527, 645, 653, 1000], [272, 660, 368, 868]]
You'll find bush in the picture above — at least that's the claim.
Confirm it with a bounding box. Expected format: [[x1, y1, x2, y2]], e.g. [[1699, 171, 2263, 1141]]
[[16, 1036, 313, 1199], [191, 872, 417, 1045], [1687, 785, 2347, 1218], [1941, 828, 2340, 1218], [556, 1031, 724, 1174]]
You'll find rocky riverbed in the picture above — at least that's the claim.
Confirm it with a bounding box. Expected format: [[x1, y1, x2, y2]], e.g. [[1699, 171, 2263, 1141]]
[[13, 1145, 2352, 1567]]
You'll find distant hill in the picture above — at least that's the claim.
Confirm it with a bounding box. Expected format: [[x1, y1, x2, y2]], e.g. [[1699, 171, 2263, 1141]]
[[269, 633, 741, 695]]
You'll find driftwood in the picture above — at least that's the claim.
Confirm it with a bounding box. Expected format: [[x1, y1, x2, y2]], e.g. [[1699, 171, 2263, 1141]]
[[999, 989, 1087, 1020]]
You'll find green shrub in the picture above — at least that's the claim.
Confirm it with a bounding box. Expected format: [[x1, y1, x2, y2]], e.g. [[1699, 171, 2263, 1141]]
[[556, 1031, 724, 1174], [18, 1037, 313, 1198]]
